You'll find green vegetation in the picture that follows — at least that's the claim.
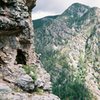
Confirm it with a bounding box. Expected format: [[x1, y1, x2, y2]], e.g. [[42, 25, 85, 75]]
[[52, 57, 93, 100], [22, 65, 37, 81], [14, 86, 23, 92], [38, 50, 93, 100], [33, 4, 99, 99], [35, 87, 44, 95], [23, 65, 45, 94], [53, 79, 93, 100], [75, 52, 86, 82], [34, 34, 96, 99]]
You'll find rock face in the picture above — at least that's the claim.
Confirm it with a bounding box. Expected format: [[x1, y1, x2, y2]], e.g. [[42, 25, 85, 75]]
[[33, 3, 100, 100], [0, 0, 60, 100]]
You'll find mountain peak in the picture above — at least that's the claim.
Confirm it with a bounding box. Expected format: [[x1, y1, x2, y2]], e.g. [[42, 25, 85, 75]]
[[91, 7, 100, 15], [62, 3, 90, 17], [70, 2, 89, 7], [68, 3, 90, 10]]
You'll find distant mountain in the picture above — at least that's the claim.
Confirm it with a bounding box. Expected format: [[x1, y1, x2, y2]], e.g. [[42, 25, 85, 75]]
[[33, 15, 58, 29], [33, 3, 100, 100]]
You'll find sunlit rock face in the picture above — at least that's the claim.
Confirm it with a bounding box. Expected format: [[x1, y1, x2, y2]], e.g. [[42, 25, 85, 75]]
[[0, 0, 60, 100]]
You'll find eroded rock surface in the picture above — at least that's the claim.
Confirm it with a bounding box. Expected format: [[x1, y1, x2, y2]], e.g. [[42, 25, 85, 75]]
[[0, 0, 60, 99]]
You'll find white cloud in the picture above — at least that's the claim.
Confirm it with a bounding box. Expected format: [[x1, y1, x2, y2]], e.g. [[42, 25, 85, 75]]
[[32, 0, 100, 20], [32, 11, 57, 20]]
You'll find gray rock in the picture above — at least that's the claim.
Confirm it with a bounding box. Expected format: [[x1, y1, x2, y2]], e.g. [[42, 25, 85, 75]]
[[0, 83, 12, 94], [0, 93, 29, 100], [0, 93, 60, 100], [35, 65, 52, 91], [0, 0, 60, 100], [16, 75, 35, 92], [43, 82, 52, 91], [32, 93, 60, 100], [9, 93, 29, 100], [35, 79, 44, 88]]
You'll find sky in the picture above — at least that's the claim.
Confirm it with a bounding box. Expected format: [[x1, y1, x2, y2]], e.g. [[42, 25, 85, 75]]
[[32, 0, 100, 20]]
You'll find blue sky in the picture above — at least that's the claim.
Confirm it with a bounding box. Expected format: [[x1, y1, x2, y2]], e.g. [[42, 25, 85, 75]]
[[32, 0, 100, 20]]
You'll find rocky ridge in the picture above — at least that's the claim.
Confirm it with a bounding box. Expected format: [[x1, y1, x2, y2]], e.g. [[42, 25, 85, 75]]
[[33, 3, 100, 100], [0, 0, 60, 100]]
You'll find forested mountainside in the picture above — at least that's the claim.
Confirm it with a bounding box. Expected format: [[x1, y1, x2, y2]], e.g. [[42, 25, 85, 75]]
[[33, 3, 100, 100]]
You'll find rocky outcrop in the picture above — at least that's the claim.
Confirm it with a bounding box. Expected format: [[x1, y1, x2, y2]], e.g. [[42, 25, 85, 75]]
[[0, 0, 60, 100], [0, 93, 60, 100], [33, 3, 100, 100]]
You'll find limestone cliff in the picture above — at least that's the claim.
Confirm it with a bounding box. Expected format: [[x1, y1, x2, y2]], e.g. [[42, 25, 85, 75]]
[[0, 0, 60, 100]]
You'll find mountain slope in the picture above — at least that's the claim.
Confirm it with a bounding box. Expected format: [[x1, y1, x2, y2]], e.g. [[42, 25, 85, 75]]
[[33, 3, 100, 100]]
